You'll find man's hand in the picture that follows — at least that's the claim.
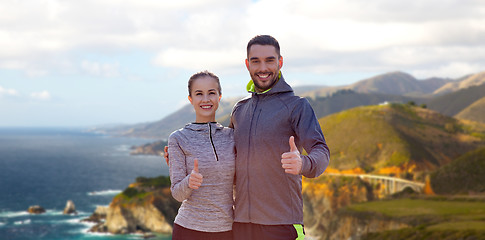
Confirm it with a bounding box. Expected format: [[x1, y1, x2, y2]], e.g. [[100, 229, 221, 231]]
[[281, 136, 302, 175], [189, 159, 203, 189], [163, 146, 169, 165]]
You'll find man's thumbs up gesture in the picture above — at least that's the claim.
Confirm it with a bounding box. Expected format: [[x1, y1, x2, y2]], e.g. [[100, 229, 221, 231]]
[[281, 136, 302, 175], [189, 159, 203, 189]]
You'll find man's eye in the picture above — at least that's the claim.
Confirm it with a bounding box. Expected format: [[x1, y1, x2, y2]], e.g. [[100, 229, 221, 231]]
[[196, 93, 202, 96]]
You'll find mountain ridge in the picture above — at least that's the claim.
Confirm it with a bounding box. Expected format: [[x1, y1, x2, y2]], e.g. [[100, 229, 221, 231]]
[[95, 70, 485, 139]]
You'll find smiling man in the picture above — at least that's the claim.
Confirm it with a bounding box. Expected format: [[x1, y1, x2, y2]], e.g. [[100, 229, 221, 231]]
[[230, 35, 330, 240]]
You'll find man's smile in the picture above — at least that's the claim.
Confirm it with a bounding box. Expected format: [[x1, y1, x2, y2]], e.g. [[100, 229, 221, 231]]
[[256, 72, 272, 80]]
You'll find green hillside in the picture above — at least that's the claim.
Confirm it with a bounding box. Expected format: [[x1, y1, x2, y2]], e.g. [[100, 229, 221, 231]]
[[347, 198, 485, 240], [430, 146, 485, 194], [319, 103, 485, 173]]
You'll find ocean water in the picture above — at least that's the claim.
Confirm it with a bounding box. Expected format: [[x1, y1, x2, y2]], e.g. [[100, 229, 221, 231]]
[[0, 128, 172, 240]]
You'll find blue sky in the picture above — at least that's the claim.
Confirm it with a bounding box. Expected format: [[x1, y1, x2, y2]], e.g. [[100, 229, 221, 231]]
[[1, 0, 485, 127]]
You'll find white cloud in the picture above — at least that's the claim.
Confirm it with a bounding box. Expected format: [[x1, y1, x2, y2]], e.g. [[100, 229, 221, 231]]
[[0, 0, 484, 80], [81, 61, 120, 78], [0, 85, 19, 97], [153, 48, 242, 72], [30, 91, 52, 100], [411, 62, 485, 79]]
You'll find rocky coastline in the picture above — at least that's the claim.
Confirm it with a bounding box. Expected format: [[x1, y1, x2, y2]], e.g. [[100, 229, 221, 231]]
[[79, 174, 418, 239], [83, 176, 180, 235]]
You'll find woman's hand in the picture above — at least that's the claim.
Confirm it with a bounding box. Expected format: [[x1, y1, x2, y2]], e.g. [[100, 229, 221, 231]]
[[189, 159, 203, 189]]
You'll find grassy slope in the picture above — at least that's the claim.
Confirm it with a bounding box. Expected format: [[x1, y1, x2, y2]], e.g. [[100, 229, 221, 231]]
[[427, 83, 485, 116], [430, 147, 485, 194], [319, 103, 485, 173], [456, 96, 485, 124], [346, 198, 485, 239]]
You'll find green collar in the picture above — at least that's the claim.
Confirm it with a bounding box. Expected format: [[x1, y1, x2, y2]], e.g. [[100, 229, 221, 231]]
[[246, 71, 282, 94]]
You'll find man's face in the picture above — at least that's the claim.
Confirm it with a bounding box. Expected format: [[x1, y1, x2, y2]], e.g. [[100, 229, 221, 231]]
[[245, 44, 283, 93]]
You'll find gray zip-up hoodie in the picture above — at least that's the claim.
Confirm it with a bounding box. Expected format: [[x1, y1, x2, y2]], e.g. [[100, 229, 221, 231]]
[[230, 74, 330, 225], [168, 122, 235, 232]]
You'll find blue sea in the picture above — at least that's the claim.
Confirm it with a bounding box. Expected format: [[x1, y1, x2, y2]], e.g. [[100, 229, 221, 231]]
[[0, 128, 172, 240]]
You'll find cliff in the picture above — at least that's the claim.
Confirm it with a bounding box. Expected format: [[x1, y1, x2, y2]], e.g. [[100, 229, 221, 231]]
[[302, 175, 405, 240], [327, 213, 410, 240], [302, 172, 485, 240], [87, 176, 180, 235]]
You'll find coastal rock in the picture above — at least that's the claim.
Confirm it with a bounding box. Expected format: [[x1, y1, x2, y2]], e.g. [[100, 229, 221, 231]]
[[82, 205, 108, 223], [89, 176, 180, 235], [27, 205, 46, 214], [63, 200, 77, 214], [105, 198, 173, 234]]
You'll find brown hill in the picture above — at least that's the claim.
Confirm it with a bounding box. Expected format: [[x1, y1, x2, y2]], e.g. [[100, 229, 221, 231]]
[[425, 83, 485, 117], [349, 71, 446, 96], [433, 71, 485, 95], [303, 71, 452, 98], [455, 96, 485, 124]]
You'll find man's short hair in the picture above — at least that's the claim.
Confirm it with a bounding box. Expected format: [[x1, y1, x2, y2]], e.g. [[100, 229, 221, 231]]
[[247, 35, 281, 58]]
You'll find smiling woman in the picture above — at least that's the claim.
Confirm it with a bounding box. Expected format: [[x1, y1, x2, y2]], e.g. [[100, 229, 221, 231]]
[[168, 70, 236, 240]]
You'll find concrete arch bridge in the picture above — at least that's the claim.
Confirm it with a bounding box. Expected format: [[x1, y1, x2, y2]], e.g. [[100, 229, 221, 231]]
[[325, 173, 425, 195]]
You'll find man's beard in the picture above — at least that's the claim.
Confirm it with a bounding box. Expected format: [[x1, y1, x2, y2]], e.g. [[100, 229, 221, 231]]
[[252, 72, 279, 92]]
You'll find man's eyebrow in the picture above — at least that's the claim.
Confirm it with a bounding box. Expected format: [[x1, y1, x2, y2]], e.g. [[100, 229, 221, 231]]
[[249, 57, 260, 61]]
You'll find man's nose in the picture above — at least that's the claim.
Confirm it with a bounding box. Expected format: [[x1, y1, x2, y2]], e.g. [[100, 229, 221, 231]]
[[259, 62, 269, 71]]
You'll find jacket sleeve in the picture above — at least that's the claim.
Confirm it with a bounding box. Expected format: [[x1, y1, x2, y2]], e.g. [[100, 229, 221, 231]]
[[292, 98, 330, 178], [168, 133, 193, 202]]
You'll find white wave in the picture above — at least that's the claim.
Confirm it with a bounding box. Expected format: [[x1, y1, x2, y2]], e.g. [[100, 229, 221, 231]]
[[44, 210, 64, 216], [65, 217, 93, 225], [0, 222, 5, 227], [0, 211, 29, 218], [14, 219, 31, 225], [88, 189, 122, 196]]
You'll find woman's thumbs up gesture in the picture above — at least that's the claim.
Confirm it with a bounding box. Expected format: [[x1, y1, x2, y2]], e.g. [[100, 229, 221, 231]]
[[189, 159, 203, 189]]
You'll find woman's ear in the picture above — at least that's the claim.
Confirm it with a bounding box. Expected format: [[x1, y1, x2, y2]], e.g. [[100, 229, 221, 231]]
[[188, 95, 193, 105]]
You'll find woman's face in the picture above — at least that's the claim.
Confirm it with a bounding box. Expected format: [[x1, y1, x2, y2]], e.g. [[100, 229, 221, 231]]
[[188, 76, 221, 123]]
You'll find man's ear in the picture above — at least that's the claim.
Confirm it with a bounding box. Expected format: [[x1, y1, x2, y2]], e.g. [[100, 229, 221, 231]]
[[245, 59, 250, 70], [188, 95, 193, 105], [279, 56, 283, 69]]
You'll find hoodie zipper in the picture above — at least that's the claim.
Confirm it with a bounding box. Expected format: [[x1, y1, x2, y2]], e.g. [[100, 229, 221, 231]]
[[208, 123, 219, 161]]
